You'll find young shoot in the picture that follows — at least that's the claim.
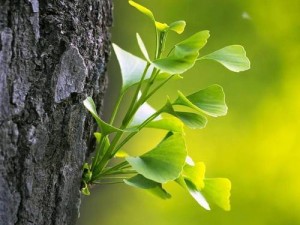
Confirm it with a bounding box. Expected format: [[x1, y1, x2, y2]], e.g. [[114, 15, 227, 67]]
[[81, 0, 250, 211]]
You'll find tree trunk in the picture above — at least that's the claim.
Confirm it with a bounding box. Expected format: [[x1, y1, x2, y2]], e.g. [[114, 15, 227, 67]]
[[0, 1, 112, 225]]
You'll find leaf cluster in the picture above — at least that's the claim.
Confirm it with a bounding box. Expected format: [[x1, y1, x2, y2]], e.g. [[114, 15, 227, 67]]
[[81, 0, 250, 211]]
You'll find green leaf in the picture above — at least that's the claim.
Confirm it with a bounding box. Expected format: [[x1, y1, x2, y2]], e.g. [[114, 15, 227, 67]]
[[129, 100, 159, 128], [136, 33, 150, 61], [173, 31, 210, 57], [182, 162, 206, 190], [113, 44, 154, 92], [83, 97, 122, 134], [129, 1, 155, 22], [82, 163, 92, 183], [176, 159, 210, 210], [169, 20, 186, 34], [147, 115, 184, 133], [152, 31, 210, 74], [126, 133, 187, 183], [129, 100, 184, 132], [199, 45, 250, 72], [128, 1, 168, 32], [155, 21, 169, 31], [174, 84, 228, 117], [115, 150, 129, 158], [81, 182, 90, 196], [94, 132, 110, 158], [201, 178, 231, 211], [185, 179, 211, 210], [124, 174, 171, 199], [175, 111, 207, 129], [152, 53, 198, 74]]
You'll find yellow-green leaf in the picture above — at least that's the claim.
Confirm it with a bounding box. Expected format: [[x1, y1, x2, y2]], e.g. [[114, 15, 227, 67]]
[[174, 84, 228, 117], [124, 174, 171, 199], [126, 133, 187, 183], [199, 45, 250, 72]]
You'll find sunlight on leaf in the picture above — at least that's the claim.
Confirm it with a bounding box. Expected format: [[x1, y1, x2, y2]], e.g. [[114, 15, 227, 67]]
[[185, 180, 211, 210], [129, 101, 160, 128], [126, 133, 187, 183], [155, 21, 169, 31], [199, 45, 250, 72], [129, 0, 155, 22], [113, 44, 154, 93], [182, 162, 206, 190], [169, 20, 186, 34], [202, 178, 231, 211], [115, 150, 129, 158], [136, 33, 150, 61]]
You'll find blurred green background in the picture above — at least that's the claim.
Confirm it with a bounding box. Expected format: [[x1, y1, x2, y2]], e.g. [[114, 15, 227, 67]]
[[78, 0, 300, 224]]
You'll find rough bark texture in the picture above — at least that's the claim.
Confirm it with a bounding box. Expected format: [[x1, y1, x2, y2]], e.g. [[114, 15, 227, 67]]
[[0, 1, 113, 225]]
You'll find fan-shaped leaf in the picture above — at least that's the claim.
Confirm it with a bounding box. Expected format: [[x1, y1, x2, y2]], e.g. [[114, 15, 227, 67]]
[[174, 84, 227, 117], [126, 133, 187, 183], [83, 97, 122, 135], [147, 115, 184, 133], [152, 53, 198, 74], [199, 45, 250, 72], [124, 174, 171, 199], [129, 100, 159, 128], [152, 31, 210, 74], [169, 20, 186, 34], [202, 178, 231, 211], [182, 162, 206, 190], [175, 111, 207, 129], [173, 30, 210, 57], [113, 44, 154, 92]]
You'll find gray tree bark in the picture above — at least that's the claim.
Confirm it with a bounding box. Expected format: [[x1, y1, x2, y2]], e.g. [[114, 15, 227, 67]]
[[0, 1, 112, 225]]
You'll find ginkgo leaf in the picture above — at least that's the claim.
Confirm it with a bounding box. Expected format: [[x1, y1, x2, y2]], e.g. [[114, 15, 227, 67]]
[[136, 33, 150, 61], [199, 45, 250, 72], [126, 133, 187, 183], [185, 180, 211, 210], [115, 150, 129, 158], [201, 178, 231, 211], [129, 0, 155, 22], [152, 31, 210, 74], [169, 20, 186, 34], [155, 21, 169, 31], [152, 53, 198, 74], [182, 162, 206, 190], [83, 97, 122, 135], [113, 44, 154, 93], [174, 84, 227, 117], [129, 100, 159, 128], [173, 31, 210, 57], [175, 111, 207, 129], [147, 115, 184, 133], [124, 174, 171, 199], [129, 100, 183, 132]]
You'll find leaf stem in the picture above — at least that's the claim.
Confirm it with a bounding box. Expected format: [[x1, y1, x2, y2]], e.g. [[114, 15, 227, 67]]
[[109, 91, 125, 125], [123, 63, 151, 125], [113, 108, 163, 154], [144, 75, 175, 102], [91, 135, 106, 171]]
